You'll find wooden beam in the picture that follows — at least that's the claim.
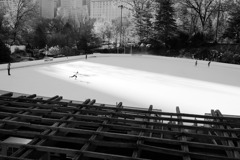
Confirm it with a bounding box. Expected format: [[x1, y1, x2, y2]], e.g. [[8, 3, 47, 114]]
[[83, 150, 150, 160], [1, 96, 239, 122], [9, 96, 75, 158], [139, 143, 240, 160], [1, 94, 240, 160], [0, 92, 13, 97], [211, 110, 235, 158], [0, 155, 32, 160], [1, 117, 240, 143], [18, 99, 92, 159], [132, 105, 153, 158], [1, 127, 240, 152], [2, 101, 238, 128], [73, 102, 123, 160], [176, 107, 191, 160], [213, 110, 240, 158]]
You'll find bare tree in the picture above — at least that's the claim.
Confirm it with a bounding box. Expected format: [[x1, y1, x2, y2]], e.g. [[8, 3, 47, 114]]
[[3, 0, 39, 44], [117, 0, 154, 12], [0, 5, 7, 40], [115, 0, 155, 43], [181, 0, 218, 33]]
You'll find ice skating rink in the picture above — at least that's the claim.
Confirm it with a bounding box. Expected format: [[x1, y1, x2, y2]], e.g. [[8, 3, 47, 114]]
[[1, 54, 240, 115]]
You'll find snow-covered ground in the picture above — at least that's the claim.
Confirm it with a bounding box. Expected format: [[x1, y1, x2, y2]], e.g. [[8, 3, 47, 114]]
[[1, 54, 240, 115]]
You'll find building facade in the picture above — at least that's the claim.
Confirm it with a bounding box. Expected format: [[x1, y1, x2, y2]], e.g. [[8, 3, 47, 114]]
[[39, 0, 55, 19], [90, 0, 129, 22], [61, 0, 83, 10], [0, 0, 18, 10], [59, 0, 88, 26]]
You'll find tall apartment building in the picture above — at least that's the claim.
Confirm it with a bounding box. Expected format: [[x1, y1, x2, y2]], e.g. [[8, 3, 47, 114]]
[[60, 0, 84, 18], [39, 0, 55, 19], [60, 0, 88, 26], [0, 0, 18, 10], [61, 0, 83, 10], [83, 0, 91, 15], [90, 0, 129, 22]]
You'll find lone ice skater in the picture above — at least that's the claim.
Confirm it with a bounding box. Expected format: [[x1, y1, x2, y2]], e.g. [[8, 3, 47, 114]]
[[208, 61, 211, 67], [195, 60, 198, 66], [7, 62, 11, 76], [69, 71, 79, 80]]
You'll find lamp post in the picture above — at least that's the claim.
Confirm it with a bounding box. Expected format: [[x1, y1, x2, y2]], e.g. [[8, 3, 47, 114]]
[[215, 0, 221, 43], [118, 5, 123, 50]]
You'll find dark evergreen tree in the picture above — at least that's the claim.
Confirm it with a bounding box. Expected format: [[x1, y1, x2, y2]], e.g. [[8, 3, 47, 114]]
[[62, 22, 74, 47], [132, 0, 154, 44], [178, 5, 190, 33], [141, 2, 153, 44], [154, 0, 177, 48], [0, 39, 11, 63], [77, 19, 99, 53], [224, 7, 240, 43], [33, 22, 47, 49]]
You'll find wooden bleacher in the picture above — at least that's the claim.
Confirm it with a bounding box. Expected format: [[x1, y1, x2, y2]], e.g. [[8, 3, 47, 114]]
[[0, 92, 239, 160]]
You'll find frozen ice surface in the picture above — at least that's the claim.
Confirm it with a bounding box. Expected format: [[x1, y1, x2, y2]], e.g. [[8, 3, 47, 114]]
[[1, 54, 240, 115]]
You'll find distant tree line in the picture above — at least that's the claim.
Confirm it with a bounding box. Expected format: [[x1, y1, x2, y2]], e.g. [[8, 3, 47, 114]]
[[118, 0, 240, 44], [0, 0, 100, 63], [1, 0, 240, 64], [115, 0, 240, 64]]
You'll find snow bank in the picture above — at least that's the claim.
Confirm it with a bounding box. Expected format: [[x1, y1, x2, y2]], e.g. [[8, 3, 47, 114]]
[[0, 55, 85, 70]]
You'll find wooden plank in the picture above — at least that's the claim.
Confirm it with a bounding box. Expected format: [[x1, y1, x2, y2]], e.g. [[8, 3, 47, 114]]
[[73, 102, 123, 160], [83, 150, 150, 160], [0, 142, 80, 155], [8, 96, 73, 158], [1, 100, 240, 130], [214, 110, 240, 158], [17, 99, 92, 159], [1, 94, 240, 160], [132, 105, 152, 158], [8, 136, 236, 160], [26, 94, 37, 99], [8, 108, 235, 135], [211, 110, 235, 158], [2, 100, 238, 128], [0, 92, 13, 97], [0, 155, 32, 160], [0, 94, 38, 128], [1, 96, 240, 122], [1, 116, 240, 143], [176, 107, 191, 160], [1, 127, 240, 152], [139, 144, 239, 160], [208, 131, 219, 146]]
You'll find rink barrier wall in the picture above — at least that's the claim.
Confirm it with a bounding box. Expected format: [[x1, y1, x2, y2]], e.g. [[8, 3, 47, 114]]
[[0, 54, 131, 70], [1, 53, 240, 71], [0, 55, 86, 70]]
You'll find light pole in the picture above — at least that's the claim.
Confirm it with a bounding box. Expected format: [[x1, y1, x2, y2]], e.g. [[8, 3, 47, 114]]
[[215, 0, 221, 43], [118, 5, 123, 50]]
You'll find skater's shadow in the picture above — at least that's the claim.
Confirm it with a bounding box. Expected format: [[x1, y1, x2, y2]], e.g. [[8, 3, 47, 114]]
[[78, 74, 93, 77], [78, 80, 90, 84]]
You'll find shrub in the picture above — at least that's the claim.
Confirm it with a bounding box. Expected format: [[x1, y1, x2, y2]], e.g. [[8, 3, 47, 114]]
[[59, 46, 78, 56], [194, 48, 211, 60], [221, 51, 234, 63], [48, 46, 60, 56], [233, 54, 240, 64], [188, 32, 205, 47], [14, 48, 27, 56]]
